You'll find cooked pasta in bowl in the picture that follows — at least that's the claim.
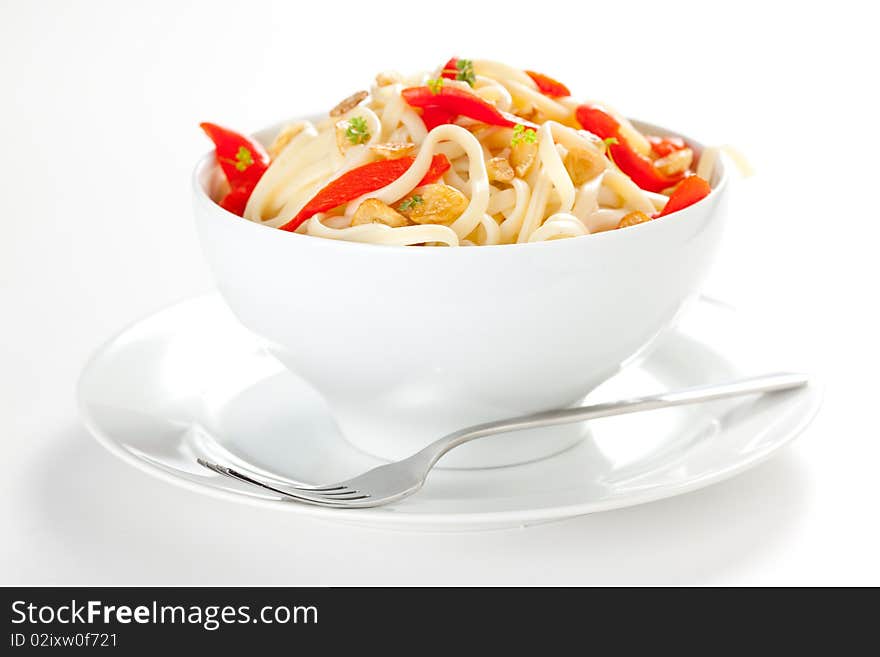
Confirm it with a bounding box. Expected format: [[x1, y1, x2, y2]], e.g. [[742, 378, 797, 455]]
[[192, 58, 728, 468], [198, 58, 722, 247]]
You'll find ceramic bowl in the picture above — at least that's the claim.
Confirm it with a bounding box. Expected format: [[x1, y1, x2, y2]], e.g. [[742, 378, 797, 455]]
[[192, 119, 728, 468]]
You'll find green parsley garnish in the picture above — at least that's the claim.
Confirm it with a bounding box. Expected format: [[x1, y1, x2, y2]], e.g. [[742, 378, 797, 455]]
[[602, 137, 619, 166], [398, 195, 424, 212], [455, 59, 476, 86], [345, 116, 371, 145], [427, 78, 444, 95], [602, 137, 619, 153], [234, 146, 254, 172], [511, 124, 537, 147]]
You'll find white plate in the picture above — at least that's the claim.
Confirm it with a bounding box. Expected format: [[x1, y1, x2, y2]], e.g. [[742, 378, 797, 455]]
[[78, 295, 821, 531]]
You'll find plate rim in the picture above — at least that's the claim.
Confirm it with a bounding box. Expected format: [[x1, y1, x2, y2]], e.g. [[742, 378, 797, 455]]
[[77, 294, 823, 529]]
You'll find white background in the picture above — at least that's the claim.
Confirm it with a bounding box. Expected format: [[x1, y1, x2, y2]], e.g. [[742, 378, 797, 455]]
[[2, 0, 878, 585]]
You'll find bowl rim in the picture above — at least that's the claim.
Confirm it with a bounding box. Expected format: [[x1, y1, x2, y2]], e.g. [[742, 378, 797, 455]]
[[192, 115, 728, 254]]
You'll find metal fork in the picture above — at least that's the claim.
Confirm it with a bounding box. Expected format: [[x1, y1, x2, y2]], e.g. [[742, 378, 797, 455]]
[[197, 372, 808, 508]]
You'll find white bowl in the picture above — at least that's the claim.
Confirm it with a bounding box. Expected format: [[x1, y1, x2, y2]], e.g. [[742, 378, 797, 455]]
[[192, 119, 728, 468]]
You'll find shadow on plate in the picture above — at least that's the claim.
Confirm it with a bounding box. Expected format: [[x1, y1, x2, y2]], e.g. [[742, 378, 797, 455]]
[[24, 425, 810, 585]]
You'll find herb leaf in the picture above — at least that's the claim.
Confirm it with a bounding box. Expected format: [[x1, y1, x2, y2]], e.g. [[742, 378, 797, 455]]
[[427, 78, 444, 95], [602, 137, 619, 159], [345, 116, 371, 145], [398, 195, 424, 212], [511, 123, 538, 147], [234, 146, 254, 172], [455, 59, 476, 86], [602, 137, 620, 167]]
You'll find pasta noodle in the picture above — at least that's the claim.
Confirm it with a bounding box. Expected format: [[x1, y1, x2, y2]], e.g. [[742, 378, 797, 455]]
[[215, 58, 716, 247]]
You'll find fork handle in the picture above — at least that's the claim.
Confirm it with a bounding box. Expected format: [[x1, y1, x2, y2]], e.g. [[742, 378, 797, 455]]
[[420, 372, 809, 467]]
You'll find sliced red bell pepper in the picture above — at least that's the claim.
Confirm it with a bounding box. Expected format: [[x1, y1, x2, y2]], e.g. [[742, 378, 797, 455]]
[[575, 105, 685, 193], [608, 146, 686, 193], [200, 122, 270, 216], [402, 85, 516, 128], [655, 176, 712, 217], [573, 105, 620, 140], [421, 105, 457, 130], [278, 154, 451, 232], [218, 186, 252, 216], [648, 135, 687, 157], [440, 57, 477, 86], [525, 70, 571, 98], [441, 57, 460, 80]]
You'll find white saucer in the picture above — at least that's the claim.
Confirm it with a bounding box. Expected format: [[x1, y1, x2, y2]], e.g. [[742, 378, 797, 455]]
[[78, 295, 821, 531]]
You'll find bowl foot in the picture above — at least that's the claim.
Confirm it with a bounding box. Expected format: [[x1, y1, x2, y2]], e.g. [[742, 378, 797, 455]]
[[336, 412, 591, 470]]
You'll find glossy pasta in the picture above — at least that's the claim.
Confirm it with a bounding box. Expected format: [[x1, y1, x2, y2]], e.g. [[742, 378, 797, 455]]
[[204, 59, 716, 247]]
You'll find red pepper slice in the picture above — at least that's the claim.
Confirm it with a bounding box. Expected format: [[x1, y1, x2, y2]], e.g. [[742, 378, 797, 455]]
[[575, 105, 685, 193], [278, 154, 451, 232], [441, 57, 459, 80], [421, 105, 457, 130], [608, 146, 685, 193], [420, 153, 453, 183], [525, 70, 571, 98], [648, 135, 687, 157], [573, 105, 620, 140], [219, 185, 252, 216], [200, 122, 270, 215], [655, 176, 712, 217], [402, 86, 516, 128]]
